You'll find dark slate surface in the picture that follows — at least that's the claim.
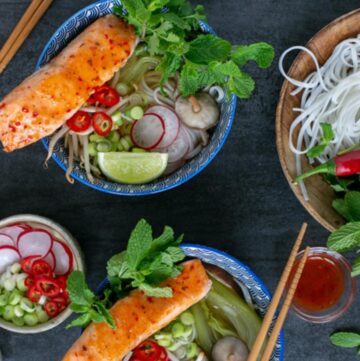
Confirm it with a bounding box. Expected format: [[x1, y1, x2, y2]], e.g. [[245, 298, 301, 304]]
[[0, 0, 359, 360]]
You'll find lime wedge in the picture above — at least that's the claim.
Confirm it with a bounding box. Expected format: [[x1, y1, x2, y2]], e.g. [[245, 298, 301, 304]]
[[97, 152, 168, 184]]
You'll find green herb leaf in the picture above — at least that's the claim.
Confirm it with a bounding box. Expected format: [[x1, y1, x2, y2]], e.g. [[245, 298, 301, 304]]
[[307, 123, 334, 158], [345, 192, 360, 221], [67, 271, 95, 306], [139, 283, 173, 298], [231, 42, 275, 68], [94, 302, 116, 329], [66, 313, 92, 329], [327, 222, 360, 253], [330, 332, 360, 348], [228, 71, 255, 99], [351, 255, 360, 277], [186, 35, 232, 64], [332, 199, 352, 221], [126, 219, 153, 270]]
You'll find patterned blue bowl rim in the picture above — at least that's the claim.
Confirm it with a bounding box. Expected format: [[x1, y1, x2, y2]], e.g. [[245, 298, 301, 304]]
[[95, 244, 284, 360], [36, 0, 237, 196]]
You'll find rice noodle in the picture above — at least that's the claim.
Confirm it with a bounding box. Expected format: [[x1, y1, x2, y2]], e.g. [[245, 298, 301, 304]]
[[279, 35, 360, 200], [71, 134, 79, 158], [65, 138, 75, 184], [45, 125, 69, 163], [81, 135, 94, 183]]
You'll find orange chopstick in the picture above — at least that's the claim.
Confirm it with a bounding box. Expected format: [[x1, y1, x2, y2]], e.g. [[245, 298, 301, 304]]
[[0, 0, 53, 75]]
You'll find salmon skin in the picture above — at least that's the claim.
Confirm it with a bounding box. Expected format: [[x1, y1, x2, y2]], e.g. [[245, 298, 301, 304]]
[[62, 260, 212, 361], [0, 15, 137, 152]]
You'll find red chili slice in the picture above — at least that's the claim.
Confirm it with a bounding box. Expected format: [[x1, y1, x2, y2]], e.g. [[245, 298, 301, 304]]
[[52, 296, 68, 312], [31, 260, 53, 278], [56, 275, 68, 290], [44, 301, 59, 318], [27, 285, 42, 302], [87, 85, 120, 107], [24, 276, 35, 287], [133, 340, 164, 361], [35, 277, 61, 297], [92, 112, 113, 136], [66, 111, 91, 132], [20, 255, 41, 274]]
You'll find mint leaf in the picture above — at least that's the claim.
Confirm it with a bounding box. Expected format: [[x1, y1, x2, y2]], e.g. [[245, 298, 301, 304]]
[[147, 0, 170, 11], [327, 222, 360, 253], [345, 192, 360, 221], [228, 71, 255, 99], [307, 123, 334, 158], [66, 313, 92, 329], [332, 199, 352, 221], [107, 252, 132, 279], [330, 332, 360, 348], [67, 271, 94, 306], [232, 42, 274, 68], [166, 247, 186, 263], [94, 302, 116, 329], [139, 283, 173, 298], [186, 35, 231, 64], [126, 219, 153, 270], [351, 255, 360, 277], [157, 53, 182, 88]]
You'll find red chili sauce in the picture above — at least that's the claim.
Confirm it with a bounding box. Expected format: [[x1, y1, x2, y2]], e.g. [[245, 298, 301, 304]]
[[293, 253, 344, 312]]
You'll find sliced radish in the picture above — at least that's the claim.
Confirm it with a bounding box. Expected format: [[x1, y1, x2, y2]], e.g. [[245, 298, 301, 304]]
[[52, 240, 73, 275], [17, 230, 53, 259], [0, 225, 30, 243], [162, 126, 190, 163], [146, 106, 180, 148], [164, 159, 186, 175], [131, 113, 165, 150], [0, 246, 20, 273], [185, 143, 203, 160], [43, 251, 56, 271], [0, 233, 14, 247]]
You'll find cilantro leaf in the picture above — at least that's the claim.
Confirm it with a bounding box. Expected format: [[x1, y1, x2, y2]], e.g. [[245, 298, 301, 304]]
[[232, 42, 275, 68], [186, 35, 232, 64], [327, 222, 360, 253], [157, 53, 182, 88], [307, 123, 334, 158], [126, 219, 153, 270]]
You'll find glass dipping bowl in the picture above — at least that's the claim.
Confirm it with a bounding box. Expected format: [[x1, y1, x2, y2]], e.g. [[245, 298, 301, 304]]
[[291, 247, 356, 323]]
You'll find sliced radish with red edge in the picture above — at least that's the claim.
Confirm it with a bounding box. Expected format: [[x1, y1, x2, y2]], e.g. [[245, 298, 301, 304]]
[[17, 229, 53, 259], [52, 240, 73, 276], [0, 246, 20, 273], [131, 113, 165, 150], [162, 126, 190, 163], [43, 251, 56, 271], [0, 225, 30, 243], [146, 106, 180, 148], [0, 233, 15, 247]]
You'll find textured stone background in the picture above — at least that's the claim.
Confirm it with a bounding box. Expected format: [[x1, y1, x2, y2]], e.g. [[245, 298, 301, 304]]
[[0, 1, 359, 360]]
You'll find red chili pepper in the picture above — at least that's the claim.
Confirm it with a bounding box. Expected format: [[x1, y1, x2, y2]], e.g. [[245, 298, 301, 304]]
[[27, 285, 42, 302], [295, 149, 360, 183], [66, 111, 91, 132], [92, 112, 113, 136], [24, 276, 35, 287], [35, 277, 61, 297], [57, 275, 68, 290], [20, 255, 41, 274], [51, 296, 68, 312], [87, 85, 120, 107], [132, 340, 166, 361], [44, 301, 59, 318], [31, 260, 53, 278]]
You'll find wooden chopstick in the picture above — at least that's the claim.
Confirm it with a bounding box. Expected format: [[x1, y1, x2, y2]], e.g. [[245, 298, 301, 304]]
[[260, 246, 310, 361], [0, 0, 53, 75], [247, 222, 308, 361]]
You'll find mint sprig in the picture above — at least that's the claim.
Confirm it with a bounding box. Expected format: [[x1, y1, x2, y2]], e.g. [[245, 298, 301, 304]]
[[113, 0, 274, 99]]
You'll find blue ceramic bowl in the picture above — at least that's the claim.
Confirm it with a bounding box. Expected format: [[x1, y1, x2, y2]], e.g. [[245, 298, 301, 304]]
[[36, 0, 237, 196], [96, 244, 284, 361]]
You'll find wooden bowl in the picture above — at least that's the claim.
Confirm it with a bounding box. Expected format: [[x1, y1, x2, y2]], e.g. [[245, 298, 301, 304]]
[[276, 9, 360, 232]]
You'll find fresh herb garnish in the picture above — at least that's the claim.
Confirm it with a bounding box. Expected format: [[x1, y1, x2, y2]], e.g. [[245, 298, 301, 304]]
[[307, 123, 334, 158], [107, 219, 185, 298], [66, 219, 185, 329], [66, 271, 115, 329], [113, 0, 274, 99], [330, 331, 360, 355], [332, 191, 360, 222]]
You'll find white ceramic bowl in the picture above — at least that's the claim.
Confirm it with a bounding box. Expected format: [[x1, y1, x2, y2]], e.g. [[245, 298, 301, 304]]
[[0, 214, 85, 334]]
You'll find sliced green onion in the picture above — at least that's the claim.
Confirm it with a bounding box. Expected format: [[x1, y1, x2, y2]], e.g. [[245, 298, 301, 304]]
[[4, 278, 15, 291], [10, 263, 21, 274], [88, 142, 98, 157], [89, 134, 105, 143], [3, 305, 14, 321], [36, 309, 49, 323], [96, 140, 112, 152], [20, 298, 35, 313], [172, 322, 185, 338], [12, 316, 25, 327], [120, 138, 130, 151], [180, 312, 195, 326], [129, 106, 144, 120], [112, 112, 124, 126], [16, 274, 28, 292], [14, 305, 24, 318], [24, 313, 39, 326], [132, 147, 146, 153], [108, 131, 120, 143], [187, 343, 199, 358], [0, 294, 8, 307], [9, 291, 22, 306], [116, 83, 130, 96], [157, 338, 172, 347]]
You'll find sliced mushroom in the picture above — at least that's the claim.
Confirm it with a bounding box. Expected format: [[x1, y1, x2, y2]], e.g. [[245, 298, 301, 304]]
[[175, 92, 220, 130], [212, 336, 249, 361]]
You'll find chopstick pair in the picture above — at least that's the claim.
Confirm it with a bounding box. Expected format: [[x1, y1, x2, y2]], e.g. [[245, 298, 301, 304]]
[[0, 0, 53, 75], [248, 223, 310, 361]]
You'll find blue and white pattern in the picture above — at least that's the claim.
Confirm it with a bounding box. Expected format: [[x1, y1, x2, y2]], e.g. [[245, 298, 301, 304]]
[[36, 0, 237, 196], [95, 244, 284, 361]]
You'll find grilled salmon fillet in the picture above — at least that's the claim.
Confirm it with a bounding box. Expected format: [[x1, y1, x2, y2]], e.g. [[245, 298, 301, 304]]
[[62, 260, 212, 361], [0, 15, 137, 152]]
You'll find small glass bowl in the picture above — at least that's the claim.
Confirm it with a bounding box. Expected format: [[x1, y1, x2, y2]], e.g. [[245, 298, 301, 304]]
[[291, 247, 356, 323]]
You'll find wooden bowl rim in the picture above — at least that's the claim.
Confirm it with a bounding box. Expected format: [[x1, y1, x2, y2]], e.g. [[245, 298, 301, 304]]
[[276, 8, 360, 232]]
